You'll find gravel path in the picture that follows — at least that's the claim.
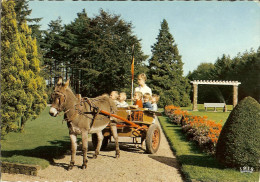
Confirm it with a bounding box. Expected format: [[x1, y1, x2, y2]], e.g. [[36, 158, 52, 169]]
[[2, 120, 183, 182]]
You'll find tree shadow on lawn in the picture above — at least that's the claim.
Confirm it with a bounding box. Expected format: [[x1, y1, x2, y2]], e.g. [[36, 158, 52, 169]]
[[178, 154, 225, 170], [1, 137, 72, 165]]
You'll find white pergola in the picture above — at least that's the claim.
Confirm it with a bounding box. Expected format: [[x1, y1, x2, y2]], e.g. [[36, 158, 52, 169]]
[[190, 80, 241, 111]]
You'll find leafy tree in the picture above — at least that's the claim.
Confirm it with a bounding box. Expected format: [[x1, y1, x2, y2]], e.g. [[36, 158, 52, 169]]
[[1, 0, 47, 135], [230, 49, 260, 102], [85, 10, 148, 97], [188, 63, 215, 81], [60, 9, 148, 97], [213, 54, 232, 80], [187, 63, 224, 103], [148, 19, 190, 107], [188, 48, 260, 104]]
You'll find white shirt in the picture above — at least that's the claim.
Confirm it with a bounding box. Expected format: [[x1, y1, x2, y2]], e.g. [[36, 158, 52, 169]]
[[113, 100, 120, 106], [117, 101, 129, 108], [135, 84, 152, 96], [151, 103, 158, 111]]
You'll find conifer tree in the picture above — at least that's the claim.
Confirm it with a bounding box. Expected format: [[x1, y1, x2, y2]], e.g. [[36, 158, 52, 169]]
[[148, 19, 190, 107], [41, 17, 65, 88], [1, 0, 47, 135], [62, 10, 90, 93], [1, 0, 28, 134], [84, 10, 147, 96], [19, 21, 47, 130], [14, 0, 42, 39]]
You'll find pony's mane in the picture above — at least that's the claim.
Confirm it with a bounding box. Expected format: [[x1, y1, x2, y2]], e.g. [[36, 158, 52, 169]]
[[66, 86, 74, 94]]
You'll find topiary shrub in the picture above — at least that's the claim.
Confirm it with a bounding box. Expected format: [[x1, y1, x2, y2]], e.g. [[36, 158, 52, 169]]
[[216, 96, 260, 170]]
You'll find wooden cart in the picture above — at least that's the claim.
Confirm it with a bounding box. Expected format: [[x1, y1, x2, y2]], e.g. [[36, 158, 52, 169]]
[[92, 107, 161, 154]]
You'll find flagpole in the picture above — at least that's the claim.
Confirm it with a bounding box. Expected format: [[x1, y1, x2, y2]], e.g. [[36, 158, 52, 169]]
[[131, 44, 135, 105], [131, 78, 134, 105]]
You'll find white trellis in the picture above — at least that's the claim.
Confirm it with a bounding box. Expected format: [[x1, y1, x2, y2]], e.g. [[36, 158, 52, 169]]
[[190, 80, 241, 111]]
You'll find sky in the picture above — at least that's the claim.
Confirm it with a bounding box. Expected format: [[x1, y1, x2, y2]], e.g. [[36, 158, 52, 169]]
[[28, 1, 260, 76]]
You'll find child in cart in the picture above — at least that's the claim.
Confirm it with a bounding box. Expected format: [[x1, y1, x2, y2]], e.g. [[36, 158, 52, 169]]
[[129, 91, 143, 109], [110, 91, 119, 106], [151, 94, 160, 111], [143, 93, 153, 110], [117, 92, 129, 108]]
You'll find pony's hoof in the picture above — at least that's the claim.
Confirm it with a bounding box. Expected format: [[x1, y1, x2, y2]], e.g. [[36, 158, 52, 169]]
[[67, 162, 74, 170], [115, 154, 120, 159], [68, 165, 74, 171], [93, 154, 98, 159], [82, 164, 87, 169]]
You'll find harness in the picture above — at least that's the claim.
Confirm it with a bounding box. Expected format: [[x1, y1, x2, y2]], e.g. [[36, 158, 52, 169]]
[[52, 89, 114, 130], [76, 97, 102, 129]]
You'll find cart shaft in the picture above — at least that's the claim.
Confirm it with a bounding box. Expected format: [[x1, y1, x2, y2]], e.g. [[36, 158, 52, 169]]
[[100, 110, 142, 129]]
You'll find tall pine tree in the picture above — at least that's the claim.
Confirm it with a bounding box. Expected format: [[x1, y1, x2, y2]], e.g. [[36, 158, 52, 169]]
[[62, 10, 90, 93], [41, 17, 65, 88], [148, 19, 190, 107]]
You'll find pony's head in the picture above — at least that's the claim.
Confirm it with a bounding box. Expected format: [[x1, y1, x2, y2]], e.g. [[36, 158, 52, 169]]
[[49, 77, 70, 117]]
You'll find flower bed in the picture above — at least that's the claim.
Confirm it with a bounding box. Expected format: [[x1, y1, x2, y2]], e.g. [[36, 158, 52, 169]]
[[165, 105, 222, 154]]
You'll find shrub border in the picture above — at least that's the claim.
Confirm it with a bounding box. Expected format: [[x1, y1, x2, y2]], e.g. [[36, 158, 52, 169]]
[[1, 162, 41, 176]]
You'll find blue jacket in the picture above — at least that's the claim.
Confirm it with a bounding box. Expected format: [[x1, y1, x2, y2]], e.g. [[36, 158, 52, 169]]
[[143, 102, 153, 110]]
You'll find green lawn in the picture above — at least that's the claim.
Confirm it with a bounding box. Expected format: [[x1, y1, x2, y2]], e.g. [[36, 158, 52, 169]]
[[181, 104, 233, 124], [159, 114, 259, 182], [2, 105, 259, 181], [1, 107, 71, 169]]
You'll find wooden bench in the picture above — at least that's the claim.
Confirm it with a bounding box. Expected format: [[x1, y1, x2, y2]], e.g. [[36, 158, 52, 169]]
[[204, 103, 226, 112]]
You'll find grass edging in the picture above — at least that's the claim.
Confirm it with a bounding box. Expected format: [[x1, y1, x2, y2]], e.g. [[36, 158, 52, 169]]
[[159, 115, 259, 182]]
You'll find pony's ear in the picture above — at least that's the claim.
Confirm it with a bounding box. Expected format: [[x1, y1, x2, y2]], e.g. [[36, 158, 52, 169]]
[[64, 79, 70, 89], [57, 77, 63, 86]]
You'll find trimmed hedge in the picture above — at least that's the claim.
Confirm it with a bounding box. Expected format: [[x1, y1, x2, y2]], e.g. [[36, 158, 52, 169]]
[[216, 96, 260, 170]]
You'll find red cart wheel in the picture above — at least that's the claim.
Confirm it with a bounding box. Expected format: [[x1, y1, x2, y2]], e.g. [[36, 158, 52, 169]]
[[145, 124, 161, 154]]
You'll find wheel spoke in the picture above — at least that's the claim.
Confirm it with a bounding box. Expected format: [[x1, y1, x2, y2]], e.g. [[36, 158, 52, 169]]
[[152, 129, 159, 149]]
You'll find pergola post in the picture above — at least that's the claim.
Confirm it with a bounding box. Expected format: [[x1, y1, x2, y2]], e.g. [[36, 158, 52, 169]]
[[192, 84, 198, 111], [233, 85, 238, 108]]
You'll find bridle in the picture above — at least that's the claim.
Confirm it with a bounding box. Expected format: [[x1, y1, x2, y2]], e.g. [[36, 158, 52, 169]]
[[51, 91, 67, 113]]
